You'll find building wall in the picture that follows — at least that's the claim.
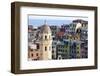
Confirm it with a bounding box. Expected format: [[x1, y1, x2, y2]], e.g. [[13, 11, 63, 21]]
[[56, 41, 69, 59], [40, 32, 52, 60], [28, 49, 41, 60]]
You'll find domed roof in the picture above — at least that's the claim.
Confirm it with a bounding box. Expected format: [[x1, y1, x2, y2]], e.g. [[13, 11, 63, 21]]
[[40, 24, 51, 33]]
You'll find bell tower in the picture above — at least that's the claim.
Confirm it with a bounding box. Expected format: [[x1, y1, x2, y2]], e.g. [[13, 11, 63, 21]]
[[40, 21, 52, 60]]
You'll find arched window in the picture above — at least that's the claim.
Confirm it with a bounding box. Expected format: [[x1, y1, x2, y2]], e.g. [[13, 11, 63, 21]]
[[31, 53, 34, 57], [45, 46, 47, 51], [37, 44, 39, 49], [36, 53, 38, 56], [45, 35, 47, 40]]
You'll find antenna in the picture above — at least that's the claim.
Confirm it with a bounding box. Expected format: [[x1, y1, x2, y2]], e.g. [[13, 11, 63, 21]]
[[44, 20, 47, 25]]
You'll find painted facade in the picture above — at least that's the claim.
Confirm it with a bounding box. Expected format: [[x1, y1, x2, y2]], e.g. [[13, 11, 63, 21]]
[[28, 19, 88, 60]]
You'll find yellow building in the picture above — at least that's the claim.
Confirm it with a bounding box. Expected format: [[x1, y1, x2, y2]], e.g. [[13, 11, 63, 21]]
[[40, 23, 52, 60]]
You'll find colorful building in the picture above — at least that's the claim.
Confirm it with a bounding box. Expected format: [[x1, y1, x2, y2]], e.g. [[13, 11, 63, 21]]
[[28, 19, 88, 60]]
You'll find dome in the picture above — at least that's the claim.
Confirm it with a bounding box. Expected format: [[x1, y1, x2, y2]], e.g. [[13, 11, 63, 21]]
[[40, 24, 51, 33]]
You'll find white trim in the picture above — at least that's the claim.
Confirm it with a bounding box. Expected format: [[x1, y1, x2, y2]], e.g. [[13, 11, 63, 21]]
[[20, 6, 94, 70]]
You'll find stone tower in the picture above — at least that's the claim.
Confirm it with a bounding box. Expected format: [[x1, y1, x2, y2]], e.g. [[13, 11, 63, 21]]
[[39, 22, 52, 60]]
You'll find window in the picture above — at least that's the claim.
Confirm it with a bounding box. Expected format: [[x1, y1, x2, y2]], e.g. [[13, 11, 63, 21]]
[[52, 46, 54, 49], [31, 53, 33, 57], [77, 47, 79, 49], [34, 59, 38, 60], [58, 57, 62, 60], [58, 50, 60, 52], [37, 44, 40, 49], [52, 50, 54, 53], [45, 46, 47, 51], [77, 51, 79, 54], [31, 49, 33, 51], [45, 35, 47, 40], [36, 53, 38, 56]]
